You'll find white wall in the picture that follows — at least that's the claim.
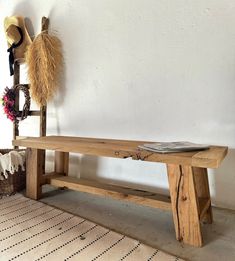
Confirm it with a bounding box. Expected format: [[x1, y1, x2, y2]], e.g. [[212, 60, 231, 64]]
[[0, 0, 235, 209]]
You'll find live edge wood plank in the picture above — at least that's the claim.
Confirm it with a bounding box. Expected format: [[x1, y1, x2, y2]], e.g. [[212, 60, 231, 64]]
[[12, 136, 228, 168], [48, 175, 172, 211]]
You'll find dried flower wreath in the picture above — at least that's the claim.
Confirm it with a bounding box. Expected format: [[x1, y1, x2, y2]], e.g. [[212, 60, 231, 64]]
[[2, 84, 30, 122]]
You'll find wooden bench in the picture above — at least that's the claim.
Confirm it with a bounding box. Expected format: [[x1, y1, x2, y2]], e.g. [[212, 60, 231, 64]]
[[13, 136, 228, 247]]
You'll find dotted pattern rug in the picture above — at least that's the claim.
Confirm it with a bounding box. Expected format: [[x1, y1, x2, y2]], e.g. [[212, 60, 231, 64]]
[[0, 194, 184, 261]]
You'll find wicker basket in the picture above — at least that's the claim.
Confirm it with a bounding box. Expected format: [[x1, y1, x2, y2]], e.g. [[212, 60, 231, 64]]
[[0, 149, 26, 196]]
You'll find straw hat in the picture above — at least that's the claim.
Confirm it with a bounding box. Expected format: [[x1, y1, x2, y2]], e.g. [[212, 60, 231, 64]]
[[4, 16, 32, 75]]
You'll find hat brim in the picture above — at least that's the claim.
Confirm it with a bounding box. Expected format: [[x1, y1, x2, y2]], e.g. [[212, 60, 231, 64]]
[[4, 16, 32, 60]]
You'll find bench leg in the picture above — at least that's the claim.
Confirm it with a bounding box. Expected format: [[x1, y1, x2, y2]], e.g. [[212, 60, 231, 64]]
[[54, 151, 69, 176], [167, 164, 202, 247], [193, 167, 213, 224], [26, 148, 43, 200]]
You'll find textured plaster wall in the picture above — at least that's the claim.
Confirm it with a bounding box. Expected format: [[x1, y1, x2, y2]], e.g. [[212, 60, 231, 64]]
[[0, 0, 235, 209]]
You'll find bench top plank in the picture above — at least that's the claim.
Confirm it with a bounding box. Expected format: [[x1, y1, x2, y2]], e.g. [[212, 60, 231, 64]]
[[13, 136, 228, 168]]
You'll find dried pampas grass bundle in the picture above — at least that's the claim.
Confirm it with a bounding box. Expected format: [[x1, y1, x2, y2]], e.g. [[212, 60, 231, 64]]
[[25, 31, 63, 106]]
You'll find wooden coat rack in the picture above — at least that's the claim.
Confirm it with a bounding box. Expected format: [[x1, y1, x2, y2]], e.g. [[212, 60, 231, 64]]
[[13, 17, 49, 144], [13, 17, 49, 170]]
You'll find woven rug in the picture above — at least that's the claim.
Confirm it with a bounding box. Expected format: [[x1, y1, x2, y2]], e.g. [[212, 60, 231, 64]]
[[0, 194, 184, 261]]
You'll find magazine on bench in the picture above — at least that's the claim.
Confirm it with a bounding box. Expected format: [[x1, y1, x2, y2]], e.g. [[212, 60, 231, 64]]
[[138, 141, 210, 153]]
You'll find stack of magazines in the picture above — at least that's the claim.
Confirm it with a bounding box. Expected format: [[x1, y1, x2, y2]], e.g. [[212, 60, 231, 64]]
[[138, 141, 210, 154]]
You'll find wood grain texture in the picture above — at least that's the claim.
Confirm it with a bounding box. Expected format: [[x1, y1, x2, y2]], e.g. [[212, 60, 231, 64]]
[[39, 105, 47, 173], [48, 176, 172, 210], [13, 60, 20, 86], [13, 61, 20, 148], [13, 135, 227, 247], [39, 16, 49, 174], [199, 198, 211, 222], [40, 172, 63, 185], [167, 164, 202, 247], [193, 167, 213, 223], [40, 106, 47, 137], [54, 151, 69, 175], [12, 136, 228, 168], [26, 148, 43, 199]]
